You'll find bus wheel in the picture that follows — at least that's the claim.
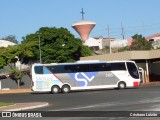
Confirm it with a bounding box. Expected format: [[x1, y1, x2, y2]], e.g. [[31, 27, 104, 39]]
[[51, 85, 61, 94], [118, 82, 126, 89], [61, 84, 70, 93]]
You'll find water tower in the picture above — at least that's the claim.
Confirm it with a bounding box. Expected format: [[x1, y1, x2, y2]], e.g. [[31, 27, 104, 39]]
[[72, 8, 96, 43]]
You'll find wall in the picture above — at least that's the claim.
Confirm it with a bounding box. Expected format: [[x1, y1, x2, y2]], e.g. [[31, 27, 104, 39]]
[[111, 39, 128, 48], [0, 75, 32, 89]]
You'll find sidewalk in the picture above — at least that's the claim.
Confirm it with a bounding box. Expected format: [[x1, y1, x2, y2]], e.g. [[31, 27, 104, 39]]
[[141, 81, 160, 86], [0, 88, 32, 94]]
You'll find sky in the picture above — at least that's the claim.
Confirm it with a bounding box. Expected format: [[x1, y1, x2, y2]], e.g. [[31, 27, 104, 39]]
[[0, 0, 160, 42]]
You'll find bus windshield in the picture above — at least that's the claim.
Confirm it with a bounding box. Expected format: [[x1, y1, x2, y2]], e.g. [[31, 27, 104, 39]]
[[126, 62, 139, 79]]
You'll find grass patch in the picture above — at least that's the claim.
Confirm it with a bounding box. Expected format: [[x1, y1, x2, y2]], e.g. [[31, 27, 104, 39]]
[[0, 102, 15, 107]]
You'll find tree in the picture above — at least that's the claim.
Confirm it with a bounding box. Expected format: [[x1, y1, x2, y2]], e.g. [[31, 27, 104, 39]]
[[0, 47, 6, 68], [0, 41, 36, 69], [0, 56, 5, 69], [130, 34, 153, 50], [118, 34, 153, 52], [10, 69, 24, 88], [1, 35, 18, 44], [22, 27, 92, 63], [16, 42, 38, 64], [0, 46, 18, 67]]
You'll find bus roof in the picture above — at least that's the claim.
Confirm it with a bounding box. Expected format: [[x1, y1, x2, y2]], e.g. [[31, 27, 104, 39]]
[[32, 60, 135, 66]]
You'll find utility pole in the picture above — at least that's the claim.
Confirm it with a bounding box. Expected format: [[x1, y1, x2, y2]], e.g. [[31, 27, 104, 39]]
[[142, 22, 145, 36], [37, 33, 42, 63], [121, 22, 125, 39], [107, 25, 112, 54]]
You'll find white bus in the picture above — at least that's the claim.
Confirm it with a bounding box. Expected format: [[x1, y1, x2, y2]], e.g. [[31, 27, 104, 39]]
[[31, 61, 140, 94]]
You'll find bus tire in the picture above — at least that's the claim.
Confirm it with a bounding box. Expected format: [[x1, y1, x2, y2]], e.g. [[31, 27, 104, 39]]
[[51, 85, 61, 94], [61, 84, 70, 93], [118, 81, 126, 89]]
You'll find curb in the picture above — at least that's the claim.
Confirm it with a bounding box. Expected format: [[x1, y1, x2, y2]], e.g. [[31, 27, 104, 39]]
[[0, 89, 32, 94]]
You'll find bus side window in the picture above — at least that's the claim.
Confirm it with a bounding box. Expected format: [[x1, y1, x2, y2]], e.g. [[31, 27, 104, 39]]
[[111, 63, 126, 71], [64, 65, 76, 73], [91, 64, 100, 71], [90, 63, 110, 72], [102, 63, 111, 71], [34, 66, 43, 74], [48, 65, 66, 74], [75, 64, 90, 72]]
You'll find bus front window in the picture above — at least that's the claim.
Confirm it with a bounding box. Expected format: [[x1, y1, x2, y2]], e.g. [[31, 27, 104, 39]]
[[126, 62, 139, 79]]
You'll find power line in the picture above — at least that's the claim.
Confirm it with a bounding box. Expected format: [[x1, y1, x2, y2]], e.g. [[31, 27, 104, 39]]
[[91, 22, 160, 38]]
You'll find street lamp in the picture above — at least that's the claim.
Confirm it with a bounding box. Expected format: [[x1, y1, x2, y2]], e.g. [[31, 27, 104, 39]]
[[37, 33, 42, 63]]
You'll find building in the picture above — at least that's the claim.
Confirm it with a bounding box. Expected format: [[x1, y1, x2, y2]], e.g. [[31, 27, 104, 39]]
[[110, 39, 128, 48], [124, 33, 160, 49], [84, 37, 112, 50], [146, 33, 160, 49], [80, 49, 160, 83], [146, 33, 160, 41], [84, 37, 129, 50], [0, 40, 16, 47]]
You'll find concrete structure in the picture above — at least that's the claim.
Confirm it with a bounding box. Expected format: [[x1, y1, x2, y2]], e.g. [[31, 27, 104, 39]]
[[0, 75, 31, 90], [0, 40, 16, 47], [84, 33, 160, 50], [84, 37, 111, 49], [80, 49, 160, 83], [84, 37, 129, 50], [111, 39, 128, 48], [72, 20, 96, 43]]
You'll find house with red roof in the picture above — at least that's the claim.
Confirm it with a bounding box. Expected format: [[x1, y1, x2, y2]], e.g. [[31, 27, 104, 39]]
[[146, 33, 160, 49]]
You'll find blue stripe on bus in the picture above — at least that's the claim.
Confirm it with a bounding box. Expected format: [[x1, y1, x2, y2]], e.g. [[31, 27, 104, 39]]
[[68, 72, 98, 87], [43, 67, 52, 74]]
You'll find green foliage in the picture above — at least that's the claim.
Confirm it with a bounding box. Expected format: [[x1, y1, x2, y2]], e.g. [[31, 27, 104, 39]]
[[0, 46, 18, 65], [130, 34, 153, 50], [17, 42, 38, 64], [0, 56, 5, 69], [0, 27, 92, 69], [118, 34, 153, 52], [156, 46, 160, 49], [80, 45, 92, 57], [10, 68, 24, 88], [0, 47, 6, 68], [118, 46, 131, 52], [21, 27, 92, 63], [10, 69, 24, 80], [0, 102, 15, 107]]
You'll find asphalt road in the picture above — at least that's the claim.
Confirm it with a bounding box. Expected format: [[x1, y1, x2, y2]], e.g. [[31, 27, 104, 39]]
[[0, 86, 160, 120]]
